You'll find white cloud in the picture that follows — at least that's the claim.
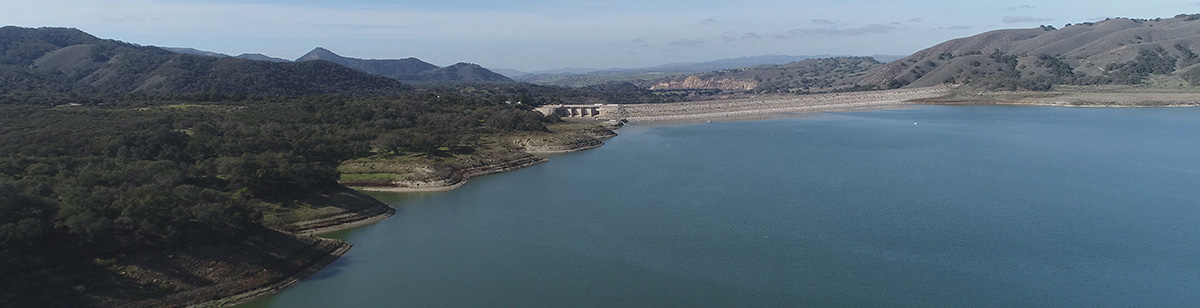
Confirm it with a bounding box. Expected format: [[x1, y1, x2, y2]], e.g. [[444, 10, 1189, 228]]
[[1003, 16, 1052, 23], [933, 25, 974, 31], [666, 39, 707, 48], [776, 23, 898, 39], [0, 0, 1185, 71]]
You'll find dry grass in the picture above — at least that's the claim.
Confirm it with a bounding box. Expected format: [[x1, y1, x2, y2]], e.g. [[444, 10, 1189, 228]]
[[916, 85, 1200, 107]]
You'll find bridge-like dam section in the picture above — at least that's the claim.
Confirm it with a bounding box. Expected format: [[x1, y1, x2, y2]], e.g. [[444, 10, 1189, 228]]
[[536, 86, 953, 123]]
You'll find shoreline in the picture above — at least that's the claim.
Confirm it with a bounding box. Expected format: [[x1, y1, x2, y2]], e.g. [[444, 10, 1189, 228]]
[[294, 205, 397, 236], [618, 86, 954, 122], [190, 139, 612, 305], [185, 237, 352, 308], [910, 87, 1200, 108], [349, 154, 550, 192], [141, 187, 399, 308], [624, 100, 917, 122], [994, 101, 1200, 108]]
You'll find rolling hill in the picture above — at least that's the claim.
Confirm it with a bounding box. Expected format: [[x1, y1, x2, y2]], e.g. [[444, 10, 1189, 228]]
[[0, 26, 409, 101], [857, 14, 1200, 90], [235, 53, 291, 62], [627, 14, 1200, 94], [294, 47, 514, 83], [508, 55, 837, 87], [638, 57, 884, 93]]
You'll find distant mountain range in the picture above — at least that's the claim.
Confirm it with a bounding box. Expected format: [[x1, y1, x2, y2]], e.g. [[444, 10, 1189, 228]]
[[10, 13, 1200, 101], [158, 45, 911, 88], [0, 26, 408, 98], [159, 46, 513, 84], [293, 47, 512, 83], [160, 47, 292, 62]]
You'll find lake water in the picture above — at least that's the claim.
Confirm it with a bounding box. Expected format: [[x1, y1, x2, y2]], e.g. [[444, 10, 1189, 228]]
[[241, 106, 1200, 307]]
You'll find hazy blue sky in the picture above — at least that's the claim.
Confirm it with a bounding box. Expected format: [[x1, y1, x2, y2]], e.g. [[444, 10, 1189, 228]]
[[2, 0, 1197, 71]]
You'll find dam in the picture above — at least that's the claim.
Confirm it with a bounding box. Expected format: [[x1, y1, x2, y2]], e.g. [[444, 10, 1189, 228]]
[[533, 86, 954, 123], [535, 104, 622, 119]]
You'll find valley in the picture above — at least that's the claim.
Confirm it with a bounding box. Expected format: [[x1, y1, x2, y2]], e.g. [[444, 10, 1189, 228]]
[[5, 11, 1200, 308]]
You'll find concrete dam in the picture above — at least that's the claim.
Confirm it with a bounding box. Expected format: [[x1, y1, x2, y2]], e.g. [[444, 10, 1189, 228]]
[[535, 86, 953, 123], [535, 104, 622, 119]]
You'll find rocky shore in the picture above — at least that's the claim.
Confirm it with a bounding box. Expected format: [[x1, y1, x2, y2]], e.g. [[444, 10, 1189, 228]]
[[911, 86, 1200, 108]]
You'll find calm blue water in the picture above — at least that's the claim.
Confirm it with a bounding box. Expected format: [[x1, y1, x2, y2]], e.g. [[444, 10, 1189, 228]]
[[242, 106, 1200, 307]]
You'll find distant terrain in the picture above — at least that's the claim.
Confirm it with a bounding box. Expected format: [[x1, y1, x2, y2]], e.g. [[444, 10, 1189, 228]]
[[637, 56, 884, 93], [160, 46, 514, 84], [0, 26, 408, 102], [505, 55, 862, 87], [294, 47, 513, 83], [6, 12, 1200, 308], [571, 14, 1200, 95], [858, 14, 1200, 90]]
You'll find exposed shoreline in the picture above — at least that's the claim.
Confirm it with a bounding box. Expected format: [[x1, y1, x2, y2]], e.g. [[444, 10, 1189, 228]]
[[910, 86, 1200, 108], [615, 86, 1200, 123], [182, 237, 352, 308], [119, 186, 398, 308], [185, 138, 611, 305], [618, 86, 954, 122], [995, 101, 1200, 108], [349, 154, 550, 192]]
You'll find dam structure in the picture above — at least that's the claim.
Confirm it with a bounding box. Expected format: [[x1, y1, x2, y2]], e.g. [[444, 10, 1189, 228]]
[[535, 104, 622, 119], [534, 86, 954, 123]]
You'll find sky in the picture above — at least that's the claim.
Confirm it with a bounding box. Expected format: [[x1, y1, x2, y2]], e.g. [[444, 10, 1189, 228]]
[[2, 0, 1198, 71]]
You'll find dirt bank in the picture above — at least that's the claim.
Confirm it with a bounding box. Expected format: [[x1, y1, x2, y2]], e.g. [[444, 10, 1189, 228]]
[[912, 86, 1200, 107], [110, 230, 349, 308], [348, 154, 549, 192]]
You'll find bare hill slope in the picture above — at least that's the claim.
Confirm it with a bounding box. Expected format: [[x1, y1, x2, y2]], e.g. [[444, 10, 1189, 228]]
[[859, 14, 1200, 90]]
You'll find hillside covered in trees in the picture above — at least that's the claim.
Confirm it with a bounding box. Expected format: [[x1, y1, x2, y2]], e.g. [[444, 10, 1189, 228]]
[[294, 47, 515, 84], [0, 26, 684, 307], [0, 26, 413, 104], [0, 90, 572, 307]]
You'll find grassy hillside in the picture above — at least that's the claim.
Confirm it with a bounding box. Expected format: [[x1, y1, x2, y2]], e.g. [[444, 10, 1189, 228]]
[[859, 14, 1200, 90], [639, 57, 883, 94]]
